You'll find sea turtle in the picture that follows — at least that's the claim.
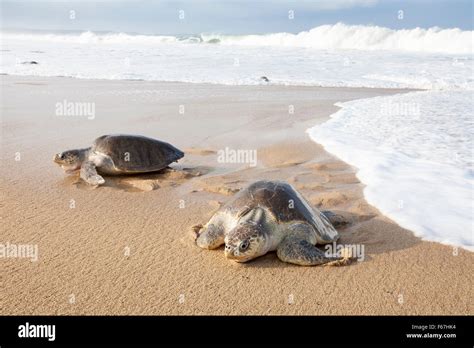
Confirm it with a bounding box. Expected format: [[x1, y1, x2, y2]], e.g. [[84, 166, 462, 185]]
[[53, 134, 184, 186], [193, 180, 352, 266]]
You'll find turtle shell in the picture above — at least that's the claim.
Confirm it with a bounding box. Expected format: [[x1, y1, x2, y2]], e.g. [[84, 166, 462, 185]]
[[92, 134, 184, 172], [223, 180, 338, 242]]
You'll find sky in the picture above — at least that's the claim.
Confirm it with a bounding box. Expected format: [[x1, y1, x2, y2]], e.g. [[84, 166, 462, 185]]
[[1, 0, 472, 35]]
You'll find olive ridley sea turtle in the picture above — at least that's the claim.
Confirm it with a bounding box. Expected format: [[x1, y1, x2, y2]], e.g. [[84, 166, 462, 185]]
[[194, 180, 352, 266], [54, 134, 184, 186]]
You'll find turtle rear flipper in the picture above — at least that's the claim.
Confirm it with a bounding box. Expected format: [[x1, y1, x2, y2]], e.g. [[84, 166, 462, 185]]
[[277, 235, 350, 266], [321, 210, 349, 228]]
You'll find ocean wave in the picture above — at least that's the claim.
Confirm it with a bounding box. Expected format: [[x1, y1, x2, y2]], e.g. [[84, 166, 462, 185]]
[[0, 31, 180, 45], [2, 23, 473, 54], [204, 23, 474, 54]]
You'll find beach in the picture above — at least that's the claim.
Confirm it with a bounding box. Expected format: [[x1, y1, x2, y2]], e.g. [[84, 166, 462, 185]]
[[1, 75, 473, 315]]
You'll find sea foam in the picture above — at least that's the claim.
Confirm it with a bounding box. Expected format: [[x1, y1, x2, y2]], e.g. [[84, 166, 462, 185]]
[[308, 91, 474, 251]]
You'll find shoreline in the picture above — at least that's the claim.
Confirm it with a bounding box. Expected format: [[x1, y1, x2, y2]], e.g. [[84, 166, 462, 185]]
[[0, 72, 424, 91], [1, 75, 472, 315]]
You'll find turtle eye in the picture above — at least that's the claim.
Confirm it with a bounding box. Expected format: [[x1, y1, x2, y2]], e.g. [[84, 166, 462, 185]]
[[239, 239, 250, 252]]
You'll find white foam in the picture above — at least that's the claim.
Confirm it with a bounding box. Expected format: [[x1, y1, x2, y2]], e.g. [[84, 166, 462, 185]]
[[308, 91, 474, 251]]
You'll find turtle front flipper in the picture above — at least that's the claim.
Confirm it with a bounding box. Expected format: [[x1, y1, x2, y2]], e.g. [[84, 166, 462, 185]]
[[80, 161, 105, 186], [195, 223, 225, 249], [277, 235, 350, 266], [194, 211, 231, 249]]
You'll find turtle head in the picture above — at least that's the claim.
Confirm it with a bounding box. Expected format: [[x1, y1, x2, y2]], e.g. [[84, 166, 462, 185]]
[[53, 148, 87, 173], [224, 207, 270, 263]]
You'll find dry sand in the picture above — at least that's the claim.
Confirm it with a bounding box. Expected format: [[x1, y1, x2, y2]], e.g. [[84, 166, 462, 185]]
[[1, 75, 472, 315]]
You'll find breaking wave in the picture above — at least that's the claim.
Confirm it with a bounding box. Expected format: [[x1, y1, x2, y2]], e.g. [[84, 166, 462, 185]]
[[2, 23, 473, 54]]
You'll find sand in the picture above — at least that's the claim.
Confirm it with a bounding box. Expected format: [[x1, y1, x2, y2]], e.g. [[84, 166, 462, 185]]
[[1, 75, 472, 315]]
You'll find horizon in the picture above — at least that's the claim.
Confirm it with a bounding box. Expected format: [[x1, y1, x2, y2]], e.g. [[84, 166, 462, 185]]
[[1, 21, 472, 38]]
